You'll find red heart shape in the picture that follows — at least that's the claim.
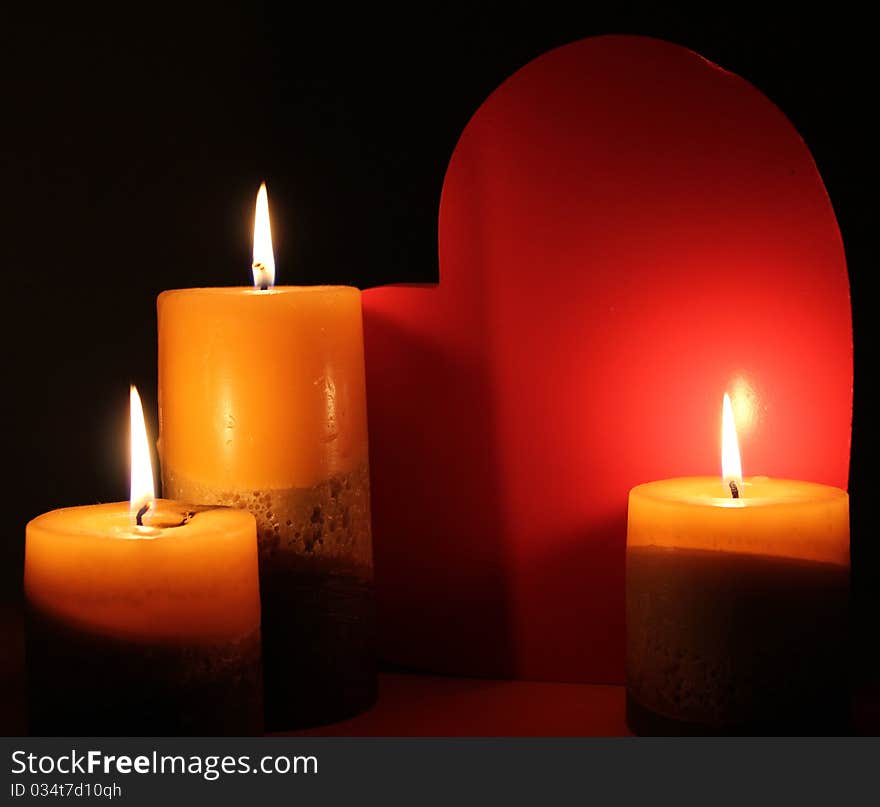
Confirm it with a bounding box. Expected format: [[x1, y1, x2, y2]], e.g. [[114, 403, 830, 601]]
[[363, 35, 852, 683]]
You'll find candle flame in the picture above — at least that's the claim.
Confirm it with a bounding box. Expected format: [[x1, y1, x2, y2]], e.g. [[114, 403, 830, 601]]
[[130, 385, 156, 523], [252, 182, 276, 289], [721, 392, 743, 493]]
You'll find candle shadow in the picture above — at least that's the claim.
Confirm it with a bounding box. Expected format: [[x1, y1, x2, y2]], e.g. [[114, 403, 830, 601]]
[[364, 306, 517, 677], [364, 298, 629, 683], [521, 517, 627, 684]]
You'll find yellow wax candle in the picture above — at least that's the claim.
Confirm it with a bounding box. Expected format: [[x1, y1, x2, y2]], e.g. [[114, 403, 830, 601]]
[[23, 387, 262, 736], [157, 285, 369, 492], [625, 394, 850, 734], [25, 500, 260, 643], [157, 184, 375, 730]]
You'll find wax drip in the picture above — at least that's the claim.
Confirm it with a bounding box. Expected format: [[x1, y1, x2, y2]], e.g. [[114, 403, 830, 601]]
[[729, 480, 740, 499]]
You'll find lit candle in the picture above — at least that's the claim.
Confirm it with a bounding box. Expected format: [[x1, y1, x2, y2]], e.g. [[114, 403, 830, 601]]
[[157, 183, 375, 729], [625, 394, 850, 734], [24, 387, 262, 735]]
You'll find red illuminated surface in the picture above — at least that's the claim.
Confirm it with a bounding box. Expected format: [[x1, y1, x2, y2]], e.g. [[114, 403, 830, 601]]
[[363, 35, 852, 683]]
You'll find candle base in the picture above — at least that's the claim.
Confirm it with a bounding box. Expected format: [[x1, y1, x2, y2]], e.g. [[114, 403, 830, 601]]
[[261, 556, 377, 730], [164, 461, 377, 730], [626, 545, 850, 735], [25, 607, 263, 736]]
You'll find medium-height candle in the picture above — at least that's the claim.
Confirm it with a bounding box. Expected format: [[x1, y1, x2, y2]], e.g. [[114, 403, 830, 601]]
[[24, 387, 262, 735], [158, 184, 375, 729], [625, 394, 850, 734]]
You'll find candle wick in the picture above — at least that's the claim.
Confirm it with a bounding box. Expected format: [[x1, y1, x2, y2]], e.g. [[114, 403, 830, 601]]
[[253, 261, 270, 291], [729, 480, 740, 499], [136, 503, 150, 526]]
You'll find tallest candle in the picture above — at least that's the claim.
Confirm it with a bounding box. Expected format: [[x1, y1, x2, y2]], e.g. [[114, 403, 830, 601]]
[[158, 184, 375, 729]]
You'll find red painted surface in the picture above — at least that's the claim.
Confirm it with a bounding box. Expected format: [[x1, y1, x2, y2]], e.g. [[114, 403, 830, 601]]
[[363, 35, 852, 683]]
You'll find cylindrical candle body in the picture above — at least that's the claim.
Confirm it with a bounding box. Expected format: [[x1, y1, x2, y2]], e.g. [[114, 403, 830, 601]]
[[158, 286, 376, 729], [24, 500, 262, 735], [626, 477, 849, 734]]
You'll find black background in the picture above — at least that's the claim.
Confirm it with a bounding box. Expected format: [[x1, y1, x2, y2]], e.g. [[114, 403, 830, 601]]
[[2, 4, 876, 677]]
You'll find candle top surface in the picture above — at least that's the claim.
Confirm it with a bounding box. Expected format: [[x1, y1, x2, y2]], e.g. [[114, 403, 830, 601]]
[[24, 500, 261, 642], [631, 476, 847, 508], [29, 499, 254, 540], [627, 477, 849, 565], [159, 285, 359, 297]]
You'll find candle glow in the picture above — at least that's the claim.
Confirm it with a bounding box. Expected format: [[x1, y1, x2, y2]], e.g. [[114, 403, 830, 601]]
[[721, 392, 743, 496], [129, 385, 155, 523], [252, 182, 276, 289]]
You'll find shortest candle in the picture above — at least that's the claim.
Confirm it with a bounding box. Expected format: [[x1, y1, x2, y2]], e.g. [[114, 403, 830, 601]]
[[626, 394, 850, 735], [24, 387, 263, 736]]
